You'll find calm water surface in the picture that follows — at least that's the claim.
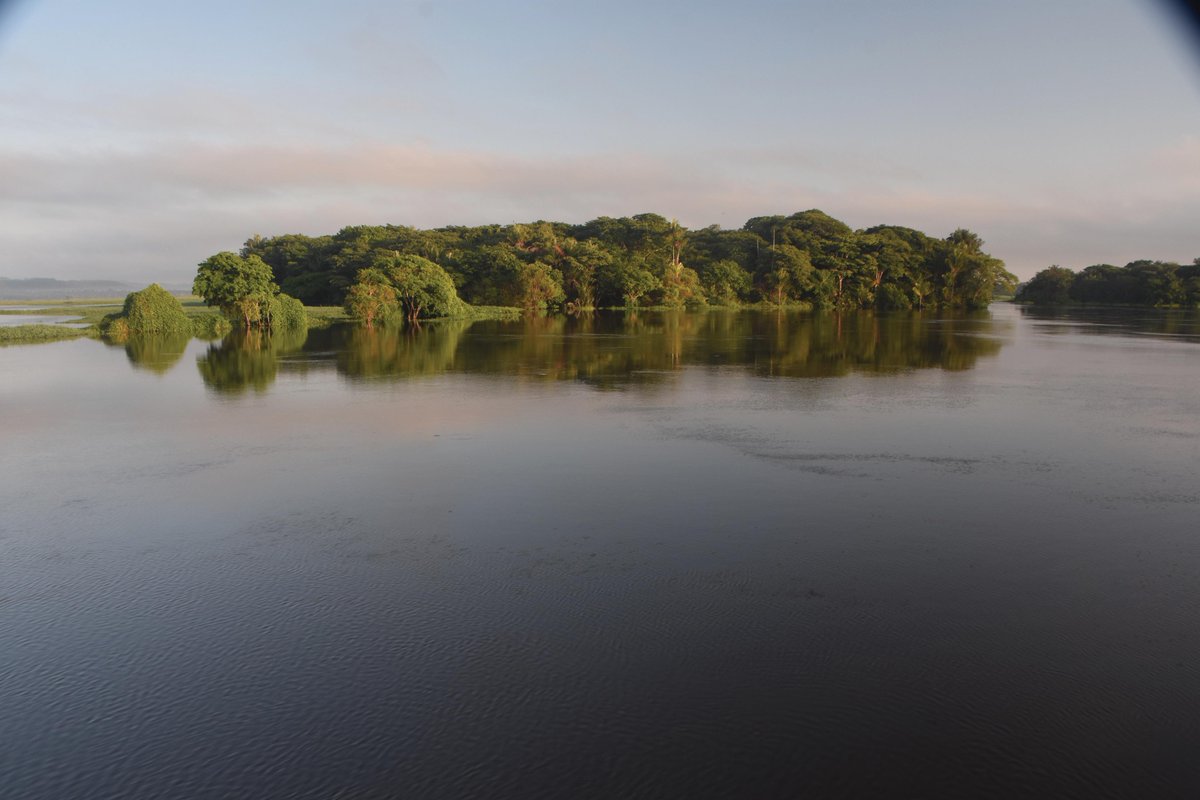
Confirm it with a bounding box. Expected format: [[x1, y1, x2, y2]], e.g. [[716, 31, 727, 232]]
[[2, 306, 1198, 798], [0, 314, 90, 328]]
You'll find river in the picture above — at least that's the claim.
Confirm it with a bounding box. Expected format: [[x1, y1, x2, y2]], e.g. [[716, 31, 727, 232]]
[[2, 304, 1198, 798]]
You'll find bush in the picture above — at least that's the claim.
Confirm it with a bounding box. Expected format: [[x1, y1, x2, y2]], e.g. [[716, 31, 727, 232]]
[[266, 292, 308, 330], [192, 313, 233, 339], [102, 284, 191, 338], [100, 315, 132, 340]]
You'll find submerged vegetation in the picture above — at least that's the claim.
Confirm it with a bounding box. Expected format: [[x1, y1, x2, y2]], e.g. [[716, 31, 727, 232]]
[[228, 210, 1016, 314], [0, 324, 89, 346], [98, 283, 234, 344], [1016, 259, 1200, 306], [1, 285, 338, 348]]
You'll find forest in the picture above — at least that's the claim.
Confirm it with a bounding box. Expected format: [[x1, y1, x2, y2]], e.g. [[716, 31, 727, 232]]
[[220, 210, 1016, 315], [1016, 260, 1200, 306]]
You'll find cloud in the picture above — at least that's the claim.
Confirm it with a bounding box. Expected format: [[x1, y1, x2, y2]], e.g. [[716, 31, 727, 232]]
[[1149, 135, 1200, 190], [1, 137, 1197, 282], [1, 142, 706, 202]]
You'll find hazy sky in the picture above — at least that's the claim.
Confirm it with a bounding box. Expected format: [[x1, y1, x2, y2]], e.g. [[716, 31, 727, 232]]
[[1, 0, 1197, 282]]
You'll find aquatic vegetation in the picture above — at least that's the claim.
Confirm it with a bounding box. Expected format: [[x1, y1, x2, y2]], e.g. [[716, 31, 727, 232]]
[[0, 324, 88, 345], [100, 284, 191, 339]]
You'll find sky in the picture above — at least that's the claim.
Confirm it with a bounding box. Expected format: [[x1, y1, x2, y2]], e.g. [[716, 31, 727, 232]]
[[1, 0, 1198, 283]]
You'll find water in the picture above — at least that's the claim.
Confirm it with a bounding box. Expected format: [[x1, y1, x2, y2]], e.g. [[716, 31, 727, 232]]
[[2, 305, 1198, 798], [0, 313, 90, 328]]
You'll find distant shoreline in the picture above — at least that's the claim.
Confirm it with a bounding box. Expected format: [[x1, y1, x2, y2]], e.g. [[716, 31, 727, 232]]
[[0, 278, 190, 301]]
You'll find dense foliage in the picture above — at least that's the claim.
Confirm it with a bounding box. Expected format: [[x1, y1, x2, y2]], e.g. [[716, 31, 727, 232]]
[[1016, 259, 1200, 306], [265, 292, 308, 331], [343, 255, 467, 323], [101, 283, 191, 338], [192, 313, 233, 339], [231, 210, 1015, 312], [193, 252, 307, 329]]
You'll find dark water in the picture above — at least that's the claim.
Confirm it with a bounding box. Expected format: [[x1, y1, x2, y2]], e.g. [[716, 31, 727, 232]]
[[2, 306, 1198, 799]]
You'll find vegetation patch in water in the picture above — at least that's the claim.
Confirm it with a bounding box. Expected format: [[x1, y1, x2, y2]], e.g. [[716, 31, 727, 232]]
[[100, 284, 192, 339], [0, 324, 89, 345]]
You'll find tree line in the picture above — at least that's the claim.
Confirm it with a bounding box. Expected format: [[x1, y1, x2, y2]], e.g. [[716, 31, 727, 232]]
[[1016, 260, 1200, 306], [224, 210, 1015, 316]]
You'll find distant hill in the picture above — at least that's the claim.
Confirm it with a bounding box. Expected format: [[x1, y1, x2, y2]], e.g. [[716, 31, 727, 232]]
[[0, 278, 188, 300]]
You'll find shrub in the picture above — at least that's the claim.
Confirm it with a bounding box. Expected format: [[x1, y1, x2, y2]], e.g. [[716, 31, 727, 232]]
[[100, 315, 132, 340], [102, 284, 191, 338], [192, 313, 233, 339], [266, 292, 308, 330]]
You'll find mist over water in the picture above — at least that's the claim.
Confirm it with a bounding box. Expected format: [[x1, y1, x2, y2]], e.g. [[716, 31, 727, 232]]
[[2, 305, 1198, 798]]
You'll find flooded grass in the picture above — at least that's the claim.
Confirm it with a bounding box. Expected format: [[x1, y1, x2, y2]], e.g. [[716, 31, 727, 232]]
[[0, 297, 354, 342], [0, 324, 92, 345]]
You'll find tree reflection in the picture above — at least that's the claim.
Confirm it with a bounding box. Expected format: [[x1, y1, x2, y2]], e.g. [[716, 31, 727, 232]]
[[333, 320, 469, 381], [1018, 305, 1200, 342], [330, 310, 1007, 387], [191, 311, 1007, 394], [121, 333, 191, 374], [196, 327, 309, 395]]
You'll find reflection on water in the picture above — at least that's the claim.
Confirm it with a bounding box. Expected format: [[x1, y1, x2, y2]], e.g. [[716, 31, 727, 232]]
[[0, 314, 90, 328], [334, 319, 470, 381], [197, 327, 309, 394], [3, 303, 1200, 798], [1018, 305, 1200, 341], [213, 310, 1007, 394], [118, 333, 192, 374]]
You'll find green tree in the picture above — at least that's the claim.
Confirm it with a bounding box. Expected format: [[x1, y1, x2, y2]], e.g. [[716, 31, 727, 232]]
[[1016, 266, 1075, 304], [344, 267, 398, 327], [378, 253, 466, 321], [698, 259, 751, 305], [604, 259, 659, 306], [194, 252, 279, 328], [1125, 260, 1184, 306], [932, 229, 1006, 309], [1179, 259, 1200, 307], [517, 260, 566, 310], [757, 244, 815, 305], [558, 240, 612, 309], [242, 233, 335, 304], [1069, 264, 1128, 304]]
